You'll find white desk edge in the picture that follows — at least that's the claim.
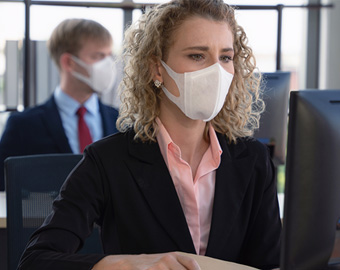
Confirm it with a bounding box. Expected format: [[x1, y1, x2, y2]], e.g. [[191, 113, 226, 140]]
[[0, 191, 6, 228]]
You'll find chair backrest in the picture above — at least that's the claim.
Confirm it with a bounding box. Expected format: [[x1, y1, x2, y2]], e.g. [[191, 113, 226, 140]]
[[5, 153, 103, 270]]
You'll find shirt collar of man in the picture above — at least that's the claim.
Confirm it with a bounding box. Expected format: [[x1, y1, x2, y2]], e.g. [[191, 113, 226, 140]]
[[54, 86, 99, 117]]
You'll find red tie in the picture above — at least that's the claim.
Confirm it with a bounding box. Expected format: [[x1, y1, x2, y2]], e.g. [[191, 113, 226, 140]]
[[77, 106, 93, 152]]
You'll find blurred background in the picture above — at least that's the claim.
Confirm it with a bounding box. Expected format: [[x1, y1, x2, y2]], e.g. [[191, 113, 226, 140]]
[[0, 0, 339, 197]]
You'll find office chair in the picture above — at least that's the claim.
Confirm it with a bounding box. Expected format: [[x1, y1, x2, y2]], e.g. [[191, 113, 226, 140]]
[[5, 153, 103, 270]]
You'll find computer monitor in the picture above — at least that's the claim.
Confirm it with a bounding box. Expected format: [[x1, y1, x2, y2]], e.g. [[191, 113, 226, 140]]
[[281, 89, 340, 270], [253, 71, 291, 165]]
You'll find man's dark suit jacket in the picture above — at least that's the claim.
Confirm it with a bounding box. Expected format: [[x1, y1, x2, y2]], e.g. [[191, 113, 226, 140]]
[[0, 96, 118, 190], [18, 130, 282, 270]]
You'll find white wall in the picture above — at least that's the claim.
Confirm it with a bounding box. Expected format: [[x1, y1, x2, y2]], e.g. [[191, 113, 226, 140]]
[[320, 0, 340, 89]]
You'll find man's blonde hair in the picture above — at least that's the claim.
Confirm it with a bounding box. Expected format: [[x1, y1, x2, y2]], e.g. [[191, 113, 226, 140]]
[[118, 0, 264, 143], [48, 18, 112, 69]]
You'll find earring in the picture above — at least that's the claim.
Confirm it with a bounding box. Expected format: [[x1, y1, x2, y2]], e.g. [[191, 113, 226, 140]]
[[154, 80, 162, 88]]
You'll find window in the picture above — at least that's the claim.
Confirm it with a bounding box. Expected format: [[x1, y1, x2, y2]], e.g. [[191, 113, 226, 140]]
[[0, 0, 309, 111]]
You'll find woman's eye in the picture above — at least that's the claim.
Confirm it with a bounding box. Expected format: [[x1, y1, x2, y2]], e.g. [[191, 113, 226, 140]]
[[220, 55, 233, 63], [189, 54, 204, 61]]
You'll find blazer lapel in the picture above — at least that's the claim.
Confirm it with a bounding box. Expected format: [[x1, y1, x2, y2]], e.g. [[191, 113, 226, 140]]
[[206, 135, 258, 257], [41, 97, 72, 153], [125, 131, 196, 253]]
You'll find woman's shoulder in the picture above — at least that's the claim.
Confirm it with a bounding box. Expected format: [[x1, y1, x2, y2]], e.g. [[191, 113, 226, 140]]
[[217, 133, 270, 158], [90, 130, 133, 151], [237, 136, 271, 159], [239, 136, 268, 150], [88, 129, 158, 158]]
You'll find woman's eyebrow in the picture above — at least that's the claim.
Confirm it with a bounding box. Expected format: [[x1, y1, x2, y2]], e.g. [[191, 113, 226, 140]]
[[182, 46, 209, 52], [221, 48, 234, 53], [182, 46, 234, 52]]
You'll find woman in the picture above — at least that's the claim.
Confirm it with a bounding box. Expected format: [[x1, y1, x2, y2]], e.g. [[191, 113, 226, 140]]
[[18, 0, 281, 269]]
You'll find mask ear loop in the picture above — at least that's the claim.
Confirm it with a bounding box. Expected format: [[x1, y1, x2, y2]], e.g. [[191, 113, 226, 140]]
[[159, 60, 185, 96], [70, 55, 91, 74], [70, 56, 93, 87], [159, 63, 187, 116]]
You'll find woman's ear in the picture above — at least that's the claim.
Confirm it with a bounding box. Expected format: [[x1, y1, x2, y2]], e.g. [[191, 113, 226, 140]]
[[150, 59, 163, 84]]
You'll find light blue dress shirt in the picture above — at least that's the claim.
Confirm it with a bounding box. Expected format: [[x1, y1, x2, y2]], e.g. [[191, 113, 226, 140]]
[[54, 86, 103, 154]]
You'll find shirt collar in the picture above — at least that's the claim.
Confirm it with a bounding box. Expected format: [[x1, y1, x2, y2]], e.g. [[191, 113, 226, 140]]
[[207, 122, 223, 167], [54, 86, 99, 116], [155, 117, 222, 166]]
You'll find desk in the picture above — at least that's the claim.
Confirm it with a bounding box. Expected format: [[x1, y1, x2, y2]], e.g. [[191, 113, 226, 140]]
[[1, 191, 56, 229], [0, 192, 6, 228], [178, 252, 259, 269], [0, 192, 7, 270]]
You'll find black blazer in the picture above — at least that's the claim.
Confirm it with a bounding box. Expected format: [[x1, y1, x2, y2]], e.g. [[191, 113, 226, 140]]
[[0, 96, 118, 190], [18, 130, 281, 270]]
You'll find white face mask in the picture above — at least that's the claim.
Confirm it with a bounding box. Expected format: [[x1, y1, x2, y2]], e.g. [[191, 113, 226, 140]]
[[71, 55, 116, 94], [160, 60, 234, 122]]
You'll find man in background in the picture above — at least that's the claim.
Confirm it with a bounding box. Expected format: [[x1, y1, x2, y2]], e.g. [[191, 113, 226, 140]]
[[0, 18, 119, 190]]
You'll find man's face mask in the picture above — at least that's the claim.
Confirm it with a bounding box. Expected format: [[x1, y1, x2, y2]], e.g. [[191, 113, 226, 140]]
[[160, 60, 234, 122], [71, 55, 116, 94]]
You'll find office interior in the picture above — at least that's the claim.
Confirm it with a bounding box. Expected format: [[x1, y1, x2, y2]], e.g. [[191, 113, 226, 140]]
[[0, 0, 339, 269]]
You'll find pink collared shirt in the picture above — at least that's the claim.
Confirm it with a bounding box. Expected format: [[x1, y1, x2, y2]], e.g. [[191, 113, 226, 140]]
[[156, 118, 222, 255]]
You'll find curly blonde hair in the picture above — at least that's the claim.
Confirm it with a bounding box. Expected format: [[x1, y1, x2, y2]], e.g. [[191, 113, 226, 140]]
[[117, 0, 264, 143]]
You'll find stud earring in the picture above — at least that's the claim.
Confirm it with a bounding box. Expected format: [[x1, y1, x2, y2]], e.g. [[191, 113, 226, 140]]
[[154, 80, 162, 88]]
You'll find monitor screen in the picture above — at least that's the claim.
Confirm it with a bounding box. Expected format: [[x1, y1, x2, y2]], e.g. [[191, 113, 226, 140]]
[[253, 72, 291, 165], [281, 89, 340, 270]]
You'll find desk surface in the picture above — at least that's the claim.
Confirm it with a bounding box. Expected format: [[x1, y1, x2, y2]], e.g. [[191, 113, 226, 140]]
[[0, 192, 6, 228], [178, 252, 259, 269]]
